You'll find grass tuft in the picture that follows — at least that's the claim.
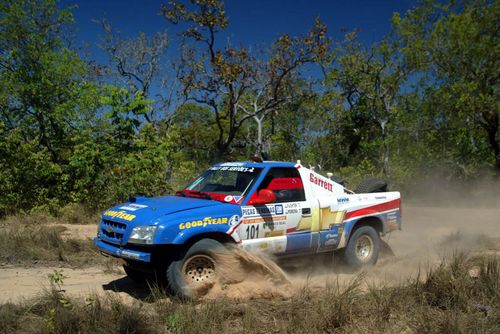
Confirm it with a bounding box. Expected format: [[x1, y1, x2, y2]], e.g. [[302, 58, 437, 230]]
[[0, 253, 498, 333], [0, 221, 106, 266]]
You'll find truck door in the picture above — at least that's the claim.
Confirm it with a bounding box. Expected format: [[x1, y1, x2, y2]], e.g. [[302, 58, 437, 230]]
[[239, 167, 312, 254]]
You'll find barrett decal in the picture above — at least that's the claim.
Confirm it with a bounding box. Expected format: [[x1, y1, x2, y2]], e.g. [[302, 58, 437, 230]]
[[309, 173, 333, 192]]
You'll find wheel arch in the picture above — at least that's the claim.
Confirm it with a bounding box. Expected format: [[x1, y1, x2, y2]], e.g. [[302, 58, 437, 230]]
[[183, 232, 236, 249], [347, 216, 384, 241]]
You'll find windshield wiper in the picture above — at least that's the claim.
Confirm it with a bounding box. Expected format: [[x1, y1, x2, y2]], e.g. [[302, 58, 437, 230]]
[[178, 190, 213, 200]]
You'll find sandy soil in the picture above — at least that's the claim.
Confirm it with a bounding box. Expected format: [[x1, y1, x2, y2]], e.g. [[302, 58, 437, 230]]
[[0, 205, 498, 303], [57, 223, 98, 240], [0, 267, 127, 303]]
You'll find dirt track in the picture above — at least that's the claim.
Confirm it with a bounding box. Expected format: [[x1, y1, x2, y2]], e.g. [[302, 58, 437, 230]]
[[0, 205, 499, 303]]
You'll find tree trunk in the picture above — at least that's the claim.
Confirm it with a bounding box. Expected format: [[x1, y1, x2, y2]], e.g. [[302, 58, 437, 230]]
[[254, 115, 263, 157], [380, 119, 389, 178], [485, 118, 500, 175]]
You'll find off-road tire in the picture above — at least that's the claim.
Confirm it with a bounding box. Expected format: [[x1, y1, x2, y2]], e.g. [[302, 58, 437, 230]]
[[167, 239, 226, 299], [355, 178, 388, 193], [123, 265, 147, 283], [343, 225, 380, 270]]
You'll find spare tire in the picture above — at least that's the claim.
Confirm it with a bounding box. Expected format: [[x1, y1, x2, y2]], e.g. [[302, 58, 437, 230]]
[[355, 178, 388, 193]]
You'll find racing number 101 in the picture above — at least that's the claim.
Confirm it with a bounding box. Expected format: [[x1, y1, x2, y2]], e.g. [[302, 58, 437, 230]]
[[245, 225, 259, 239]]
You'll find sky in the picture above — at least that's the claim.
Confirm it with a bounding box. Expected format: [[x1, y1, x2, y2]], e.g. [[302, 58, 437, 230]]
[[61, 0, 418, 64]]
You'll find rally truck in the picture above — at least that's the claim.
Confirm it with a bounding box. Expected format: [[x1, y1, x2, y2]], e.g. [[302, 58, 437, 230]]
[[94, 161, 401, 298]]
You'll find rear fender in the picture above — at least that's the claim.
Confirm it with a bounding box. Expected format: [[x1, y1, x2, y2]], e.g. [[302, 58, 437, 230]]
[[338, 215, 384, 249]]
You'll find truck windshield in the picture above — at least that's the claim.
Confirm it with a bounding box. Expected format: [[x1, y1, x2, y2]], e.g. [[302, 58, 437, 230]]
[[182, 165, 263, 203]]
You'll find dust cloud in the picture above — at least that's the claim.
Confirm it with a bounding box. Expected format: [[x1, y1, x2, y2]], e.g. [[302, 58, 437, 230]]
[[194, 247, 292, 300], [200, 189, 500, 300]]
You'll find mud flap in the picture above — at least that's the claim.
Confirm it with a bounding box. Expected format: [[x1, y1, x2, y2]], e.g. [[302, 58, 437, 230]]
[[380, 239, 395, 257]]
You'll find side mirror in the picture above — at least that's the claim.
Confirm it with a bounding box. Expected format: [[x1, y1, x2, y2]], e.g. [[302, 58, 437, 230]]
[[248, 189, 276, 205]]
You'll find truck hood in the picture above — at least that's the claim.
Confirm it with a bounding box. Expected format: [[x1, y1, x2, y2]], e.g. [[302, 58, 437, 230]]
[[104, 196, 224, 224]]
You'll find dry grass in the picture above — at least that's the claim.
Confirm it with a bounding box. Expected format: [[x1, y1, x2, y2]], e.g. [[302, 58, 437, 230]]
[[0, 219, 106, 267], [2, 205, 99, 225], [1, 253, 498, 334]]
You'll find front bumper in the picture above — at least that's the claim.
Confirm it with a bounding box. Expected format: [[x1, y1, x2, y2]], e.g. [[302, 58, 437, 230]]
[[93, 237, 152, 263]]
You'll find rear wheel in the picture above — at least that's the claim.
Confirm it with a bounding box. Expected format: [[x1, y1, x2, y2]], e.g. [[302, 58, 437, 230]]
[[167, 239, 225, 299], [343, 226, 380, 270]]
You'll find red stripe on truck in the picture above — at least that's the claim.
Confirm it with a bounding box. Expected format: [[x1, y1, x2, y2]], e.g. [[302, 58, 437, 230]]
[[344, 199, 401, 221]]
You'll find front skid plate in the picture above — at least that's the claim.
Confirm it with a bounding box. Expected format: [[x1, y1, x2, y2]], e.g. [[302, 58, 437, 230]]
[[94, 237, 152, 262]]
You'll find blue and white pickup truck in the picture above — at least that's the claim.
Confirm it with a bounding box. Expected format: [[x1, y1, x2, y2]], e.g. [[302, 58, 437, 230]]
[[94, 161, 401, 298]]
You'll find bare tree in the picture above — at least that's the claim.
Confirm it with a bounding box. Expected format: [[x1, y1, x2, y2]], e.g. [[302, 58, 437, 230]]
[[99, 19, 177, 123], [163, 0, 330, 158]]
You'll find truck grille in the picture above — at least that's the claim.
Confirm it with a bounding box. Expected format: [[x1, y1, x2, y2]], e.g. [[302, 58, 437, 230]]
[[101, 219, 127, 244]]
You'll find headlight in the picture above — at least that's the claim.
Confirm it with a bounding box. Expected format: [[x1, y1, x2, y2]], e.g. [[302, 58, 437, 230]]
[[128, 226, 158, 244]]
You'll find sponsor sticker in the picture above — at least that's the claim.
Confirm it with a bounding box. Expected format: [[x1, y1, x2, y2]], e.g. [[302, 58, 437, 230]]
[[265, 230, 285, 237], [103, 210, 136, 221], [228, 214, 240, 226], [179, 217, 228, 230], [121, 250, 140, 260], [337, 197, 349, 204], [275, 204, 283, 215], [309, 173, 333, 192], [119, 204, 148, 211], [209, 166, 255, 173], [242, 207, 256, 216], [243, 215, 288, 225]]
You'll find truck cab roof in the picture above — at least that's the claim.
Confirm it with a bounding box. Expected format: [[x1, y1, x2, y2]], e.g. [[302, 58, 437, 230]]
[[213, 161, 298, 169]]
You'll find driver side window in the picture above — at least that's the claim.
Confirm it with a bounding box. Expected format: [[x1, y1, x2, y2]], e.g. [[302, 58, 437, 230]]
[[258, 167, 305, 203]]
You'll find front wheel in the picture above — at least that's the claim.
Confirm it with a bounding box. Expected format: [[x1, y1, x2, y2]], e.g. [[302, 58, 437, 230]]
[[167, 239, 226, 299], [343, 226, 380, 270]]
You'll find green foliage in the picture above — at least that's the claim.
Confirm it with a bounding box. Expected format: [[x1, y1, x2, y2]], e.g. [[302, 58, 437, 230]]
[[0, 0, 498, 214], [393, 0, 500, 172], [48, 269, 66, 292]]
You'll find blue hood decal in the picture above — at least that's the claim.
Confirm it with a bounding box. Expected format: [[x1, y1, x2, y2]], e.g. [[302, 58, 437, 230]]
[[105, 196, 223, 224]]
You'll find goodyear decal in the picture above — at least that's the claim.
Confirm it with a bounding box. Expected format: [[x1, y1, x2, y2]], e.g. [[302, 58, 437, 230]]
[[179, 217, 228, 230], [103, 210, 136, 221]]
